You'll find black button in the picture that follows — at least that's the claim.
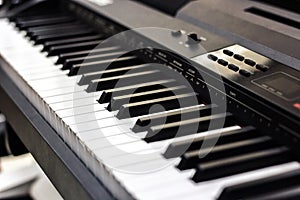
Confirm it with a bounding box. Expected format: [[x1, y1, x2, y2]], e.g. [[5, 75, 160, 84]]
[[228, 64, 239, 72], [223, 49, 234, 56], [208, 54, 218, 61], [256, 64, 269, 72], [233, 54, 244, 61], [244, 59, 256, 66], [218, 59, 228, 66], [239, 69, 251, 77]]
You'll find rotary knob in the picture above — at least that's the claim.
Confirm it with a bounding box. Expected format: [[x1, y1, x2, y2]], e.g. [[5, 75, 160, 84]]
[[171, 30, 183, 37]]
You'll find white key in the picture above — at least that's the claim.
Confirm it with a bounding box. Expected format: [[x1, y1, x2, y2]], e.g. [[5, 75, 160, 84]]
[[70, 117, 132, 133], [28, 76, 77, 91], [55, 103, 105, 118], [44, 91, 101, 104], [22, 70, 68, 81], [63, 110, 114, 125], [20, 65, 62, 75], [86, 134, 141, 151], [39, 86, 87, 98], [77, 125, 129, 141], [49, 96, 100, 111], [114, 166, 194, 185]]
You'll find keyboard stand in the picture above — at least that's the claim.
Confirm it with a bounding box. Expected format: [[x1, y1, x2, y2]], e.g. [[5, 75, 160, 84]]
[[0, 66, 115, 200]]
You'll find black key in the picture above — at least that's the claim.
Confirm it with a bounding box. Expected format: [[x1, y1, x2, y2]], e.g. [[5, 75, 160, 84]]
[[32, 26, 92, 42], [256, 64, 269, 72], [29, 24, 86, 39], [223, 49, 234, 56], [108, 85, 187, 111], [117, 93, 199, 120], [133, 104, 216, 133], [56, 46, 120, 64], [218, 169, 300, 200], [14, 13, 67, 23], [17, 16, 75, 30], [178, 136, 274, 170], [145, 112, 235, 143], [86, 70, 161, 92], [228, 64, 239, 72], [69, 56, 140, 76], [63, 51, 126, 70], [233, 54, 245, 61], [47, 40, 103, 56], [34, 29, 94, 44], [192, 146, 292, 182], [239, 69, 251, 77], [98, 79, 176, 104], [11, 10, 57, 22], [27, 21, 81, 33], [244, 59, 256, 67], [164, 126, 257, 158], [250, 186, 300, 200], [43, 35, 104, 52], [79, 64, 150, 85]]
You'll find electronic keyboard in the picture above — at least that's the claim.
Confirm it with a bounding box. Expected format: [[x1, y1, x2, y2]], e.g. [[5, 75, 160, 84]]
[[0, 0, 299, 199]]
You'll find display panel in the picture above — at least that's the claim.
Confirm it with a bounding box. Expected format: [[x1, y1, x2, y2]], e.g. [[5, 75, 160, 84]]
[[253, 72, 300, 100]]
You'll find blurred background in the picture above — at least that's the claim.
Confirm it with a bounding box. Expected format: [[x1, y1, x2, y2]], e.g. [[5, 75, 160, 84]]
[[0, 113, 62, 200]]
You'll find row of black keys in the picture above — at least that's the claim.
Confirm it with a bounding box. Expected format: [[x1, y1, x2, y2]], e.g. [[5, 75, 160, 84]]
[[11, 10, 300, 196]]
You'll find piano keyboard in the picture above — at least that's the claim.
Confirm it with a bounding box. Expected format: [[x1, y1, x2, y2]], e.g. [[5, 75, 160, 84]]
[[0, 5, 300, 200]]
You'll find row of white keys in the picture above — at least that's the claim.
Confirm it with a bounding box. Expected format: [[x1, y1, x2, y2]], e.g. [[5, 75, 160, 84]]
[[0, 20, 157, 153], [2, 44, 107, 121], [0, 19, 140, 199], [0, 22, 112, 118], [3, 21, 141, 200], [2, 20, 143, 176], [0, 21, 106, 134]]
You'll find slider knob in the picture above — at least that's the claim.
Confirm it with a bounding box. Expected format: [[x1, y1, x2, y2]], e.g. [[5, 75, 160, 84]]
[[187, 32, 201, 44]]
